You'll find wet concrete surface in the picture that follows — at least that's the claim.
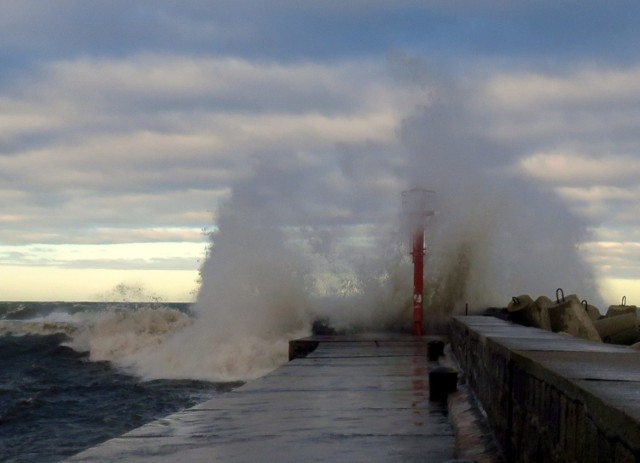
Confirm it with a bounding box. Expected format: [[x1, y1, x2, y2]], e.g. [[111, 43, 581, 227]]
[[67, 335, 457, 462], [461, 315, 633, 353], [527, 351, 640, 381]]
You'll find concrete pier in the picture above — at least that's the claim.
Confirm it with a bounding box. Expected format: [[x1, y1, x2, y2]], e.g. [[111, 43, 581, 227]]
[[67, 334, 458, 462], [451, 316, 640, 462]]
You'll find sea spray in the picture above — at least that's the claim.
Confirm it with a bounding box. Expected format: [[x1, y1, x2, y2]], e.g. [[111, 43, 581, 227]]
[[307, 229, 415, 333], [415, 172, 602, 314], [396, 70, 603, 313], [90, 195, 315, 381], [64, 64, 606, 378], [67, 307, 192, 365]]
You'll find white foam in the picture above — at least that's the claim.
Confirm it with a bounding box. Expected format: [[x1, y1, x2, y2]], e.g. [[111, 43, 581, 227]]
[[66, 307, 192, 364]]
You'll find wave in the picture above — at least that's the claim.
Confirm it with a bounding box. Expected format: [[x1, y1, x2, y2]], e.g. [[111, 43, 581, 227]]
[[0, 319, 78, 337], [66, 307, 193, 365], [70, 304, 308, 382], [0, 303, 306, 383]]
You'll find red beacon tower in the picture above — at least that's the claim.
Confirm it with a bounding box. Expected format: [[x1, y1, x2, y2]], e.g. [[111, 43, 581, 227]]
[[402, 188, 435, 336]]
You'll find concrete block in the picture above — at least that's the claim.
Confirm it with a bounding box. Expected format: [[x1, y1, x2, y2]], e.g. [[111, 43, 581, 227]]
[[585, 303, 602, 322], [583, 417, 599, 463], [507, 294, 552, 330], [593, 312, 638, 345], [452, 317, 640, 463], [547, 294, 601, 342], [574, 409, 586, 462], [606, 304, 637, 318], [608, 327, 640, 346], [630, 342, 640, 351]]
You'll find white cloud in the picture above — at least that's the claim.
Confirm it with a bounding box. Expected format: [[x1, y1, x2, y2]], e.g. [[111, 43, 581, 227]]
[[0, 52, 417, 284], [0, 242, 206, 270], [485, 67, 640, 109], [581, 241, 640, 279], [22, 55, 409, 120], [518, 152, 640, 186], [479, 66, 640, 146]]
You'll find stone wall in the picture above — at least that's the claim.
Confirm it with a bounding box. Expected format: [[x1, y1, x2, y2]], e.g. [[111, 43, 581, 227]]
[[450, 316, 640, 462]]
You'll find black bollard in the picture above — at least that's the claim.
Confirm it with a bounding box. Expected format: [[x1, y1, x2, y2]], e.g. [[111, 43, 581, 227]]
[[429, 366, 458, 401], [427, 339, 445, 361]]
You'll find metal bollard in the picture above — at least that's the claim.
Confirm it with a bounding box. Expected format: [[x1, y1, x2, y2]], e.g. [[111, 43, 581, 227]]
[[429, 366, 458, 401], [427, 339, 445, 361]]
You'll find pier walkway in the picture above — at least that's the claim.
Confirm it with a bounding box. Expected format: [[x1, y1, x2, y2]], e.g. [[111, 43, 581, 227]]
[[68, 334, 457, 462]]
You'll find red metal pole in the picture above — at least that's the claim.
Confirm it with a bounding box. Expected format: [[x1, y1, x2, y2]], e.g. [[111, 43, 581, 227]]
[[412, 224, 425, 336]]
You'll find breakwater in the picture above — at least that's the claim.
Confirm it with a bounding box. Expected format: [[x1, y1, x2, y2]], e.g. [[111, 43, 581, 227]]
[[450, 315, 640, 462], [67, 334, 458, 462]]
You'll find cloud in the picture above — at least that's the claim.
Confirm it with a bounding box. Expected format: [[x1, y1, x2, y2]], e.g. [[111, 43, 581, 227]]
[[2, 54, 403, 153], [0, 242, 205, 270], [581, 241, 640, 279], [519, 152, 640, 186], [0, 1, 638, 303], [0, 53, 415, 254], [553, 185, 640, 225], [39, 56, 388, 114], [479, 66, 640, 145], [486, 68, 640, 109]]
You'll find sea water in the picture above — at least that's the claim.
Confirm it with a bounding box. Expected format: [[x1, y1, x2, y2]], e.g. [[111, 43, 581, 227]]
[[0, 301, 242, 463]]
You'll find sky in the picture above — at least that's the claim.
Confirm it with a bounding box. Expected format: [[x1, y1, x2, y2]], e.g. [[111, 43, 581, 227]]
[[1, 1, 640, 304]]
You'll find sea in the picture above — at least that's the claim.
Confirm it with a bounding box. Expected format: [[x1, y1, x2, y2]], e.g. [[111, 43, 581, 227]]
[[0, 301, 243, 463]]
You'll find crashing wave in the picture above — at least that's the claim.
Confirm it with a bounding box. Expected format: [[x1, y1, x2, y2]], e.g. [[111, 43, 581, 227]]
[[0, 319, 78, 337]]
